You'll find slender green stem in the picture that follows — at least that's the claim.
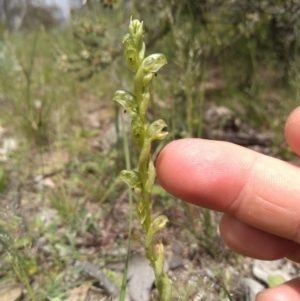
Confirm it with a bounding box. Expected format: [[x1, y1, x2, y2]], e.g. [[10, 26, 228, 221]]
[[119, 113, 133, 301]]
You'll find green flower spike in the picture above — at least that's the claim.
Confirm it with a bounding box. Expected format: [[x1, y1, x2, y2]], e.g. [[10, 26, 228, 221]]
[[114, 18, 171, 301]]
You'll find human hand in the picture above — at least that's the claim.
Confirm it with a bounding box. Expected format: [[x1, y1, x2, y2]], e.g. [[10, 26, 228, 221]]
[[156, 106, 300, 300]]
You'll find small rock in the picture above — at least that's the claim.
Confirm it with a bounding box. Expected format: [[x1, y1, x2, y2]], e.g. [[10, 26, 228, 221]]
[[2, 138, 17, 151], [240, 277, 265, 301], [0, 282, 23, 301], [34, 175, 56, 191], [252, 259, 294, 286], [0, 148, 7, 162]]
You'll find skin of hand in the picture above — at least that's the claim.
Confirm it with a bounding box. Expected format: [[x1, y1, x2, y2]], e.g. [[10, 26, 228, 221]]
[[156, 106, 300, 301]]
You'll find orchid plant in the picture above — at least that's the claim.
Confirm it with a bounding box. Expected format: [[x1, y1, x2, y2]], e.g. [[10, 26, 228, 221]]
[[113, 18, 171, 301]]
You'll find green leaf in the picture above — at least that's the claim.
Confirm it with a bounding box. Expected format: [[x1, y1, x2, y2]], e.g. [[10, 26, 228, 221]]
[[13, 235, 33, 249], [267, 274, 286, 288]]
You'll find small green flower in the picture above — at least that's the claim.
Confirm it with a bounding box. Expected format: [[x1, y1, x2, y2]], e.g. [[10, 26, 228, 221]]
[[145, 215, 169, 263], [146, 119, 168, 142], [124, 47, 140, 72], [150, 215, 169, 235], [113, 90, 137, 115], [142, 53, 167, 74], [134, 53, 167, 89], [119, 170, 142, 195]]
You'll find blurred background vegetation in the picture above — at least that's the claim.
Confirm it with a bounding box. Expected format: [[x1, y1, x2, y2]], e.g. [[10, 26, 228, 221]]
[[0, 0, 300, 300]]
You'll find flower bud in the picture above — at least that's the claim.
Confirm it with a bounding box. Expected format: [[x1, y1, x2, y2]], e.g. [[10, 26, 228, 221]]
[[139, 91, 150, 120], [124, 48, 140, 72], [136, 198, 147, 224], [145, 160, 155, 193], [131, 114, 144, 148], [154, 242, 165, 277], [129, 18, 144, 45]]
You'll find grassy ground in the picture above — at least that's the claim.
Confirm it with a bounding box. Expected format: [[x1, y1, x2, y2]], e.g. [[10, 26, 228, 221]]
[[0, 2, 299, 301]]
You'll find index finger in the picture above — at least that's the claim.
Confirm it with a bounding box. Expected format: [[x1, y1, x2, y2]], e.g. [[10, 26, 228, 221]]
[[156, 139, 300, 243]]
